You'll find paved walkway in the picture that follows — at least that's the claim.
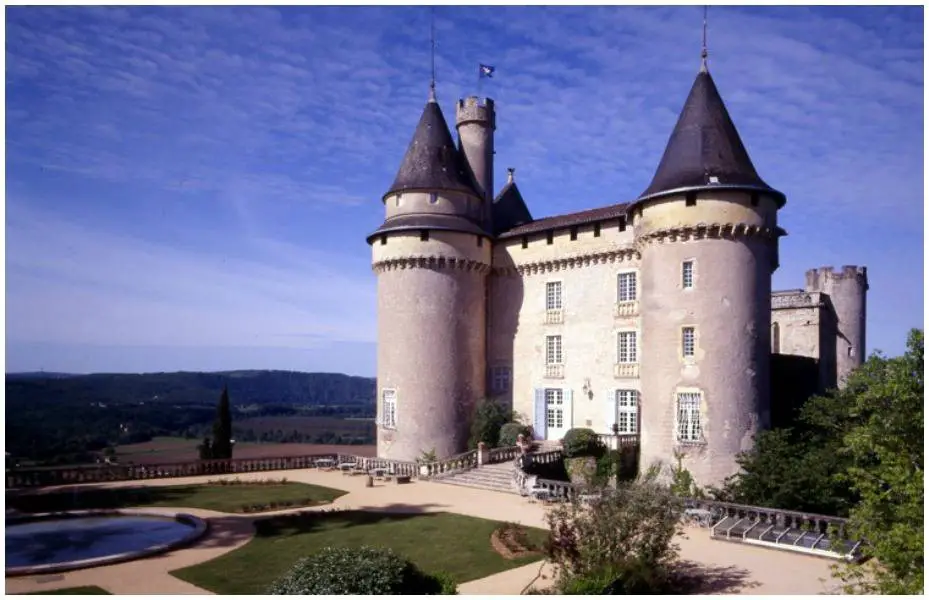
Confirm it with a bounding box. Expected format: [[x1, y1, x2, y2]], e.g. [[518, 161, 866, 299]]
[[6, 469, 841, 595]]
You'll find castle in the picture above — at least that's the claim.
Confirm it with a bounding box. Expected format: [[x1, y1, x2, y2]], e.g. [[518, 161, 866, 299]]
[[366, 54, 868, 486]]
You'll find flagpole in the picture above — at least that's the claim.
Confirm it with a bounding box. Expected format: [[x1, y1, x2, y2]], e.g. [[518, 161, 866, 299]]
[[477, 64, 483, 96]]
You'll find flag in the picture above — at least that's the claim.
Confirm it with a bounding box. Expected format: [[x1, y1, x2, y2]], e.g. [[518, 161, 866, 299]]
[[479, 64, 495, 78]]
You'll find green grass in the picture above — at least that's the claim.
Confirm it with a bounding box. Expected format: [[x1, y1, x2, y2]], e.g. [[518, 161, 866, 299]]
[[8, 482, 347, 514], [26, 586, 110, 595], [172, 510, 548, 594]]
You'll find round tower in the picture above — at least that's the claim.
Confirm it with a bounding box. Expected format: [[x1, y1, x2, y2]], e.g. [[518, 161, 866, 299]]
[[805, 265, 868, 387], [366, 90, 492, 462], [456, 96, 495, 229], [632, 62, 786, 487]]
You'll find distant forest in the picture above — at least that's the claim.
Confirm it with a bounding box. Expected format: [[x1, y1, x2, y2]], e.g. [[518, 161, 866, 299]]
[[5, 370, 376, 466]]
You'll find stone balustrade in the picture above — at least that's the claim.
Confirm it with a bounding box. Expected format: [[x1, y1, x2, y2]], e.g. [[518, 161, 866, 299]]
[[417, 450, 478, 479], [6, 453, 414, 489], [595, 433, 639, 450], [682, 497, 852, 538], [487, 445, 522, 463]]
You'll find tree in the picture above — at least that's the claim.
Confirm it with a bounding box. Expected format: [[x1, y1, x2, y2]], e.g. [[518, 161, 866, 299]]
[[468, 398, 512, 449], [211, 385, 233, 459], [833, 329, 923, 594]]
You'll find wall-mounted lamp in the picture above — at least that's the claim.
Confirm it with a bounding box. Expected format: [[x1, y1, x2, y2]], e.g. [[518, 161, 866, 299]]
[[582, 377, 592, 400]]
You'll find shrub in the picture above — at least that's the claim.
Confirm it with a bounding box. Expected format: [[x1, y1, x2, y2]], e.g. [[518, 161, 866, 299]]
[[268, 546, 449, 595], [561, 428, 606, 459], [499, 422, 532, 447], [469, 398, 512, 449], [432, 571, 459, 595], [545, 469, 683, 594]]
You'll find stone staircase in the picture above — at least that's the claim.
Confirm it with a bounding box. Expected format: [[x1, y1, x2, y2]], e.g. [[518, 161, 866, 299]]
[[432, 461, 518, 494]]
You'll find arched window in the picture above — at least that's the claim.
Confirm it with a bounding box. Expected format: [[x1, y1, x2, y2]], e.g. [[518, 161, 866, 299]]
[[772, 322, 780, 354]]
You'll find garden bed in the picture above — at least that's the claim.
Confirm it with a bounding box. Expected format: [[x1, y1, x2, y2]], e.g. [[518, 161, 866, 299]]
[[171, 510, 548, 594]]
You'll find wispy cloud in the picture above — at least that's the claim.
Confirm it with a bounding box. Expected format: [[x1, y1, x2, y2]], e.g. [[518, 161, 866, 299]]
[[5, 6, 923, 372]]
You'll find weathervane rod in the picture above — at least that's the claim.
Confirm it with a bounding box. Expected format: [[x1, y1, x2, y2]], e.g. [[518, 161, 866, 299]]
[[701, 5, 708, 71], [429, 7, 436, 99]]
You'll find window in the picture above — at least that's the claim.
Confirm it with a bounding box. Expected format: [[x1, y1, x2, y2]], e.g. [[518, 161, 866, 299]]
[[521, 236, 529, 249], [617, 272, 637, 302], [685, 192, 697, 206], [616, 389, 637, 434], [477, 235, 483, 247], [490, 366, 511, 394], [676, 392, 702, 442], [750, 192, 759, 207], [570, 227, 578, 241], [429, 192, 438, 204], [594, 223, 601, 237], [619, 217, 626, 232], [546, 335, 563, 365], [545, 388, 564, 429], [546, 281, 563, 310], [546, 231, 554, 245], [772, 323, 780, 353], [617, 331, 637, 364], [420, 230, 429, 241], [382, 389, 397, 429], [682, 261, 694, 289], [380, 235, 387, 245], [682, 327, 695, 357]]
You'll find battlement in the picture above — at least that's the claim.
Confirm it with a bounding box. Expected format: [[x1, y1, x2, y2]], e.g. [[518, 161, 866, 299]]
[[805, 265, 868, 292], [456, 96, 495, 128], [771, 290, 824, 310]]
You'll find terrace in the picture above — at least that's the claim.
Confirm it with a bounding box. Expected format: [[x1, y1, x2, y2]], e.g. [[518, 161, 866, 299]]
[[6, 452, 852, 595]]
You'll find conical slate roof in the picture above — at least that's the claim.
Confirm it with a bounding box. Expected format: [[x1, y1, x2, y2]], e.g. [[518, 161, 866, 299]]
[[492, 170, 533, 235], [384, 98, 479, 199], [637, 68, 785, 206]]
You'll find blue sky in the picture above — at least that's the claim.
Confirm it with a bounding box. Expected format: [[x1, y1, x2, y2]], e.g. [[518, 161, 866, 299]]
[[5, 5, 924, 376]]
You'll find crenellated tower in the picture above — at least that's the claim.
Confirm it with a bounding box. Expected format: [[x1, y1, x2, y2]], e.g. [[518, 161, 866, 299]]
[[805, 265, 868, 386], [456, 96, 496, 230], [366, 89, 493, 461], [631, 57, 786, 486]]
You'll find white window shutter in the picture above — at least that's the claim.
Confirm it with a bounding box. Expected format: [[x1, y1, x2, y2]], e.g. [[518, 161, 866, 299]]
[[605, 389, 616, 434], [533, 388, 546, 440], [564, 388, 574, 430]]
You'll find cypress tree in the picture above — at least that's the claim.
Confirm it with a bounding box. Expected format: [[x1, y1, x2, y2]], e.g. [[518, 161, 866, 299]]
[[211, 385, 233, 459]]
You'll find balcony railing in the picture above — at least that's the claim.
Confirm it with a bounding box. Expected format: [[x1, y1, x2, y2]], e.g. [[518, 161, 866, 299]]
[[545, 309, 564, 324], [614, 362, 640, 378], [417, 450, 478, 479], [545, 363, 565, 379], [595, 433, 639, 450], [614, 301, 639, 318]]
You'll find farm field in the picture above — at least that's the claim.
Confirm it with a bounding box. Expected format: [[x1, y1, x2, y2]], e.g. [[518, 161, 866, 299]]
[[115, 437, 375, 465]]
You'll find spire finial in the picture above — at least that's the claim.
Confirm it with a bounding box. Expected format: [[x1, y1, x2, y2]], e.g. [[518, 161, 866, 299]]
[[507, 167, 515, 183], [700, 5, 708, 72], [428, 7, 437, 102]]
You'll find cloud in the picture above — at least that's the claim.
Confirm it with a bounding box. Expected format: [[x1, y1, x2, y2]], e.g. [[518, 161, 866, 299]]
[[5, 6, 923, 370], [5, 201, 377, 349]]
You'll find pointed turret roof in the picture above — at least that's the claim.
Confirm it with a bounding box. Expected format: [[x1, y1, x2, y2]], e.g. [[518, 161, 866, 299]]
[[636, 68, 785, 206], [383, 96, 479, 199], [492, 168, 533, 235]]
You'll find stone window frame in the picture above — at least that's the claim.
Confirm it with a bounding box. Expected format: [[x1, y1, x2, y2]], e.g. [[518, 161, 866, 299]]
[[616, 269, 638, 303], [545, 279, 563, 311], [682, 259, 696, 290], [614, 389, 638, 434], [681, 326, 696, 359], [545, 334, 563, 366], [490, 365, 512, 394], [616, 330, 638, 364], [544, 387, 565, 430], [381, 388, 398, 430], [675, 390, 704, 444]]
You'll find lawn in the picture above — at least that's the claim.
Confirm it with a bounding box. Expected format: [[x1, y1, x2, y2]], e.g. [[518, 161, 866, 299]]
[[172, 510, 548, 594], [26, 587, 110, 595], [8, 482, 347, 514]]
